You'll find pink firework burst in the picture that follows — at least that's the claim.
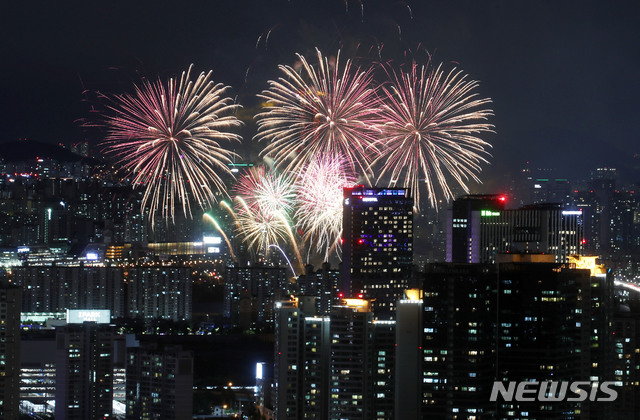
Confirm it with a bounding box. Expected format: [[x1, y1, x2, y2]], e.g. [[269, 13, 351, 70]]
[[103, 65, 242, 224], [295, 155, 357, 260]]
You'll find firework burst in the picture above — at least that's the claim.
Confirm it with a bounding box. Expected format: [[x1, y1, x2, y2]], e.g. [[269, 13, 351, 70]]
[[232, 168, 304, 271], [233, 196, 292, 258], [373, 63, 493, 208], [295, 155, 356, 261], [255, 48, 380, 177], [234, 166, 296, 217], [103, 65, 242, 224]]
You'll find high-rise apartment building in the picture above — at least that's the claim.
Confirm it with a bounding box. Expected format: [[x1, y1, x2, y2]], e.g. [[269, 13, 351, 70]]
[[126, 266, 192, 321], [225, 264, 290, 329], [421, 255, 614, 418], [394, 290, 423, 420], [328, 300, 375, 419], [612, 289, 640, 417], [273, 297, 316, 420], [495, 256, 613, 419], [422, 262, 497, 418], [55, 322, 116, 420], [296, 262, 340, 315], [274, 296, 397, 420], [0, 280, 21, 420], [13, 265, 125, 316], [341, 186, 413, 317], [370, 318, 395, 420], [125, 342, 193, 420], [13, 264, 191, 322]]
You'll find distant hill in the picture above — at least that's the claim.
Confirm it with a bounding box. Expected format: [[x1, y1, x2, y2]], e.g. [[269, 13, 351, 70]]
[[0, 139, 102, 165]]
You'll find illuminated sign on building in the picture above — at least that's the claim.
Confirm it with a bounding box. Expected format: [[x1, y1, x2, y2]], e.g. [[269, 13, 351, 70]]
[[481, 210, 501, 217], [86, 252, 99, 260], [562, 210, 583, 216], [203, 235, 222, 245], [256, 362, 264, 380], [207, 247, 220, 254], [66, 309, 111, 324]]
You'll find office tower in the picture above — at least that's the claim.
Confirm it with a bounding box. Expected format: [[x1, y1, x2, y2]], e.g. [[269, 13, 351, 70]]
[[125, 342, 193, 420], [610, 188, 639, 252], [588, 167, 617, 253], [530, 177, 572, 206], [447, 195, 583, 263], [296, 262, 340, 315], [341, 186, 413, 317], [512, 164, 574, 207], [395, 290, 423, 420], [0, 280, 21, 420], [225, 264, 290, 328], [55, 322, 116, 420], [447, 194, 506, 263], [509, 204, 583, 260], [572, 189, 598, 253], [412, 205, 448, 266], [126, 266, 192, 321], [576, 171, 639, 255], [421, 256, 614, 418]]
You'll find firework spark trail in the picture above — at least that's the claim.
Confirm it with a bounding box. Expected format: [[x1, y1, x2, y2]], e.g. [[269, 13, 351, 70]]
[[220, 200, 241, 229], [255, 48, 380, 178], [103, 65, 242, 225], [295, 155, 356, 261], [274, 210, 305, 273], [373, 63, 493, 208], [203, 213, 238, 263], [268, 244, 296, 277], [233, 196, 289, 255], [232, 167, 304, 272]]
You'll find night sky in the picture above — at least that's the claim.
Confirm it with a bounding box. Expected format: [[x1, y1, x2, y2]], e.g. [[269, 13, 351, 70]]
[[2, 0, 639, 187]]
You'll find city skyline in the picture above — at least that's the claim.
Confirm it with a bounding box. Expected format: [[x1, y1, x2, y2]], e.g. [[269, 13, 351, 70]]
[[2, 2, 640, 419], [2, 0, 639, 185]]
